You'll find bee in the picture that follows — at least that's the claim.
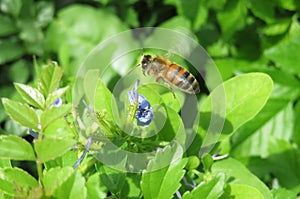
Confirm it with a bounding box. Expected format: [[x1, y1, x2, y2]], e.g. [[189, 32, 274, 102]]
[[140, 55, 200, 95]]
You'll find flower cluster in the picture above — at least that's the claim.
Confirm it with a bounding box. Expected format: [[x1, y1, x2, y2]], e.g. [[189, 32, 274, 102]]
[[128, 80, 154, 126]]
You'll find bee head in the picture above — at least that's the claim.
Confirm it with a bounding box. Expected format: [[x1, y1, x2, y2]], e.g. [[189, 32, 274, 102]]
[[141, 55, 152, 70]]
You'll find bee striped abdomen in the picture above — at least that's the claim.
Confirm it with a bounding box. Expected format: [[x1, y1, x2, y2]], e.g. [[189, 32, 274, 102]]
[[163, 64, 200, 94], [141, 55, 200, 95]]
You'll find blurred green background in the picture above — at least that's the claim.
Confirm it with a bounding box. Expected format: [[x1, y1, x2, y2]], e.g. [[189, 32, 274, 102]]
[[1, 0, 300, 195]]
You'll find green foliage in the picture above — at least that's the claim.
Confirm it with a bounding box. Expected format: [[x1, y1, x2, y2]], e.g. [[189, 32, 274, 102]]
[[141, 145, 187, 199], [1, 0, 300, 198]]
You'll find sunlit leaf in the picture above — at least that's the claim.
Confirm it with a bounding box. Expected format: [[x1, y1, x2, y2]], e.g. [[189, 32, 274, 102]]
[[141, 144, 187, 199], [14, 83, 45, 109], [43, 167, 73, 196], [0, 135, 35, 160], [41, 104, 71, 130], [37, 64, 63, 97], [45, 86, 69, 108], [182, 173, 225, 199], [34, 138, 76, 163], [212, 158, 273, 199], [0, 168, 38, 197], [2, 98, 39, 130], [200, 73, 273, 141]]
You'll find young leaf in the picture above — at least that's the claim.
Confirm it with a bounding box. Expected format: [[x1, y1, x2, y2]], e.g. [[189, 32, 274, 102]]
[[182, 173, 225, 199], [0, 135, 35, 160], [141, 144, 187, 199], [14, 83, 45, 109], [41, 104, 72, 130], [38, 64, 63, 97], [45, 86, 69, 108], [34, 138, 76, 163], [212, 158, 273, 199], [2, 98, 39, 130], [0, 168, 38, 197]]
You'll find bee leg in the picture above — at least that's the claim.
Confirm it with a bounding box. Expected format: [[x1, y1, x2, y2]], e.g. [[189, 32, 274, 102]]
[[155, 77, 176, 99], [169, 86, 176, 99], [163, 81, 176, 99]]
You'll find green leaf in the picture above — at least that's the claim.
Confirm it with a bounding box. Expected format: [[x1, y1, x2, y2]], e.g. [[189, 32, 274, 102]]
[[86, 173, 107, 199], [261, 19, 291, 36], [37, 64, 63, 97], [34, 138, 76, 163], [94, 78, 114, 122], [232, 100, 293, 157], [202, 153, 214, 172], [43, 167, 73, 196], [8, 60, 30, 83], [0, 0, 22, 17], [0, 39, 25, 64], [182, 173, 225, 199], [43, 117, 75, 139], [175, 0, 207, 30], [216, 0, 247, 40], [0, 15, 18, 36], [0, 168, 38, 197], [120, 174, 141, 198], [248, 0, 275, 23], [99, 165, 126, 195], [36, 1, 54, 28], [141, 144, 187, 199], [272, 188, 297, 199], [264, 34, 300, 76], [200, 73, 273, 140], [293, 100, 300, 146], [14, 83, 45, 109], [0, 135, 35, 160], [41, 104, 72, 130], [225, 184, 264, 198], [212, 158, 273, 199], [159, 16, 191, 31], [0, 159, 11, 168], [185, 156, 200, 170], [53, 170, 87, 198], [45, 86, 69, 108], [2, 98, 39, 130], [267, 141, 300, 193], [45, 5, 128, 76], [276, 0, 300, 11]]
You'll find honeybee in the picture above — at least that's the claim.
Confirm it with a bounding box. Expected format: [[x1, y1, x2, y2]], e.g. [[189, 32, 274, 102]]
[[140, 55, 200, 95]]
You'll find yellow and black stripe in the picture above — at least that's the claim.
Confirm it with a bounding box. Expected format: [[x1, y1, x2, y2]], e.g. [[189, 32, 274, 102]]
[[163, 64, 200, 94]]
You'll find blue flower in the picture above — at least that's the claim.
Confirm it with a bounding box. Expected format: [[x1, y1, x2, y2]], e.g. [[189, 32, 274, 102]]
[[135, 95, 154, 126], [128, 80, 154, 126], [52, 97, 62, 107]]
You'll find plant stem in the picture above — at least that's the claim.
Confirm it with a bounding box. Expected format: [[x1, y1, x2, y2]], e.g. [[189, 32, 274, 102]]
[[36, 127, 44, 184], [124, 102, 138, 132]]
